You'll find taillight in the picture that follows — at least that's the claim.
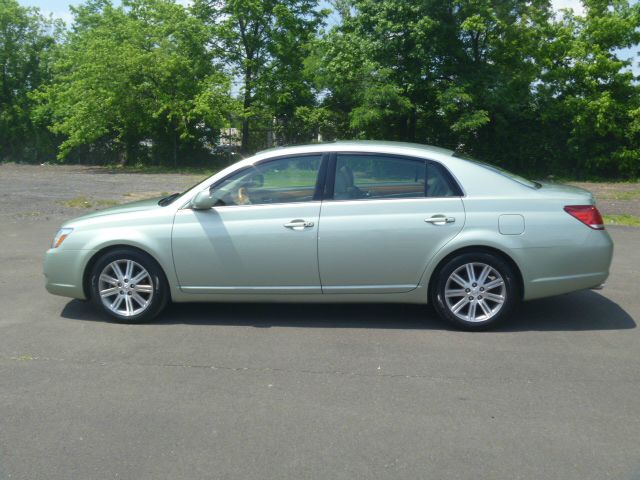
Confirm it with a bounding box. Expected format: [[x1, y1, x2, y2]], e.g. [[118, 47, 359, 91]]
[[564, 205, 605, 230]]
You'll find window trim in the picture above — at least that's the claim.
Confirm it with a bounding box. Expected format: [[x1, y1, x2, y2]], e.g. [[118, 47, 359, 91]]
[[326, 151, 464, 202]]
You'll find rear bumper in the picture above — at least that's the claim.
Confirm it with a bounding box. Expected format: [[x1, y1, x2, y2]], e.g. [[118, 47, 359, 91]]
[[525, 271, 610, 300], [520, 229, 613, 300], [43, 248, 94, 300]]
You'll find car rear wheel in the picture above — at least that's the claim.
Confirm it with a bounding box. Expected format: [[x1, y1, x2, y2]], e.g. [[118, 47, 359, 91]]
[[431, 252, 518, 330], [89, 249, 168, 323]]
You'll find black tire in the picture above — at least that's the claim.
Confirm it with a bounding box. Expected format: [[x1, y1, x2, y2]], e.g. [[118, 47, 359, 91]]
[[430, 251, 519, 331], [89, 248, 169, 323]]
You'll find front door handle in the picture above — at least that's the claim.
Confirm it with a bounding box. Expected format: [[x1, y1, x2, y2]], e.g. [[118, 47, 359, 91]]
[[284, 219, 315, 230], [425, 215, 455, 225]]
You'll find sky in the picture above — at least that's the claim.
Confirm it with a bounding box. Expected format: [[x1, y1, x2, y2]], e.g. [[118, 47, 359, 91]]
[[17, 0, 637, 73], [17, 0, 590, 25], [20, 0, 190, 24]]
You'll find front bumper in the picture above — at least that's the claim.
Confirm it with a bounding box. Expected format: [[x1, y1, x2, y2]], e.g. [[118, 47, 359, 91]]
[[44, 248, 95, 299]]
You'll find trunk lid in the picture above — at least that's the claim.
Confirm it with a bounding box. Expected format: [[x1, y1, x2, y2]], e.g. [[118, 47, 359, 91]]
[[536, 181, 595, 203]]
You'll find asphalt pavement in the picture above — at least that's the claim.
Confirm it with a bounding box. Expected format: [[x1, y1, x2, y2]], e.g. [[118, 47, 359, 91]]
[[0, 166, 639, 480]]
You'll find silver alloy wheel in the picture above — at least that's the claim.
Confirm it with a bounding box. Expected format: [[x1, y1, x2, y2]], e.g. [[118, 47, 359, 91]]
[[444, 262, 506, 323], [98, 259, 154, 317]]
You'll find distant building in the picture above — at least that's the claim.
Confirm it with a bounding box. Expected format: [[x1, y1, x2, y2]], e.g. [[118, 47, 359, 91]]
[[220, 128, 241, 146]]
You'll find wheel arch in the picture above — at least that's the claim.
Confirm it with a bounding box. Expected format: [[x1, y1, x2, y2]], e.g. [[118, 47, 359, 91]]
[[426, 245, 525, 302], [82, 244, 171, 301]]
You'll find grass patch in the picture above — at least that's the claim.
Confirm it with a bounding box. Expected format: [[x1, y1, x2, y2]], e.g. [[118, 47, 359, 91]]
[[123, 191, 168, 201], [105, 164, 221, 176], [11, 354, 35, 361], [604, 214, 640, 227], [95, 199, 121, 207], [61, 196, 93, 208], [60, 196, 122, 209], [600, 189, 640, 201], [556, 176, 639, 183]]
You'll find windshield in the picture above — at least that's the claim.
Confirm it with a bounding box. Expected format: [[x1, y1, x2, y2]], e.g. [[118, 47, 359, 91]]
[[157, 176, 211, 206], [453, 153, 540, 189]]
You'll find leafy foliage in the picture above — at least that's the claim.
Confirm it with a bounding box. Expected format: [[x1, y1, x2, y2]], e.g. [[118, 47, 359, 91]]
[[192, 0, 327, 152], [310, 0, 640, 177], [0, 0, 639, 177], [0, 0, 60, 162], [33, 0, 237, 165]]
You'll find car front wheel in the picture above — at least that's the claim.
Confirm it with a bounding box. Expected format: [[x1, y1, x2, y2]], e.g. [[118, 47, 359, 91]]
[[89, 249, 168, 323], [431, 252, 519, 330]]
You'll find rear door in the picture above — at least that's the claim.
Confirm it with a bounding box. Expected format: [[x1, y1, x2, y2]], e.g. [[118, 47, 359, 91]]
[[318, 153, 465, 293]]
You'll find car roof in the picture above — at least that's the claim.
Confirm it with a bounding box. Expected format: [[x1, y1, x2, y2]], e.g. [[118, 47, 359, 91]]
[[254, 141, 455, 160], [183, 140, 536, 203]]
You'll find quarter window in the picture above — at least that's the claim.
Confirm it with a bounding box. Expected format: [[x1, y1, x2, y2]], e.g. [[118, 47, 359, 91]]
[[426, 161, 462, 197], [210, 155, 322, 206]]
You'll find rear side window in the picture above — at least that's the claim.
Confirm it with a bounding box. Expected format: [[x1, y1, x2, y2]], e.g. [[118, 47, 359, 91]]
[[334, 154, 426, 200], [332, 154, 462, 200]]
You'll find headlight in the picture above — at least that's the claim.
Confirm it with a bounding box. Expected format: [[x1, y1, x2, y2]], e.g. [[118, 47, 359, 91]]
[[51, 228, 73, 249]]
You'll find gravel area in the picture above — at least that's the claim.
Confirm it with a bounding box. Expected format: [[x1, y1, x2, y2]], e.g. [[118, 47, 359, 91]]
[[1, 163, 638, 222], [570, 181, 640, 217], [0, 163, 205, 221]]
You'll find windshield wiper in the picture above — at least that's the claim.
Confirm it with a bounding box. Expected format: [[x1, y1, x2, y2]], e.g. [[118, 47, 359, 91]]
[[158, 193, 181, 206]]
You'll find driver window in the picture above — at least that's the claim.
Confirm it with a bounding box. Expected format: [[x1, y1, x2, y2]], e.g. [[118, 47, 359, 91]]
[[210, 155, 322, 206]]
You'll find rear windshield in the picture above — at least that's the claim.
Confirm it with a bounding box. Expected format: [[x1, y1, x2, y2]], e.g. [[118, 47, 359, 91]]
[[453, 153, 540, 189]]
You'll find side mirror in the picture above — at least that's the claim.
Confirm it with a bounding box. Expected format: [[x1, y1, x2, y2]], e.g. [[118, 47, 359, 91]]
[[191, 190, 216, 210]]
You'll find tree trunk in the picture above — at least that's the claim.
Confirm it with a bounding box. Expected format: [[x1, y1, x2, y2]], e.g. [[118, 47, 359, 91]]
[[241, 69, 252, 155], [119, 148, 128, 166], [241, 117, 250, 155], [408, 107, 417, 142], [173, 129, 178, 168], [119, 139, 131, 166], [33, 123, 40, 163]]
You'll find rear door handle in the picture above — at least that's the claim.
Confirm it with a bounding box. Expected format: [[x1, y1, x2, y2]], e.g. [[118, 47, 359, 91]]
[[284, 219, 315, 230], [425, 215, 455, 225]]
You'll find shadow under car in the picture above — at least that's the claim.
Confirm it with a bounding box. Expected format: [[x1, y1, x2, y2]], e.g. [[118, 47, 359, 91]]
[[60, 289, 635, 332]]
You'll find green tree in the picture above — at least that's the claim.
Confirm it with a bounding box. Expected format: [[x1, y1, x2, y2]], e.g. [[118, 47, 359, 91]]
[[312, 0, 640, 177], [193, 0, 327, 153], [34, 0, 237, 165], [537, 0, 640, 177], [0, 0, 60, 162], [313, 1, 551, 155]]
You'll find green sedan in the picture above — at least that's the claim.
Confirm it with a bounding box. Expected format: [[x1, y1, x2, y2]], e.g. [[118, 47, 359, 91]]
[[44, 141, 613, 330]]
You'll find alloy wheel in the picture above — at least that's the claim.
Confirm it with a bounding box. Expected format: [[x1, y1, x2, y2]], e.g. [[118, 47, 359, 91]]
[[444, 262, 506, 323], [98, 259, 154, 317]]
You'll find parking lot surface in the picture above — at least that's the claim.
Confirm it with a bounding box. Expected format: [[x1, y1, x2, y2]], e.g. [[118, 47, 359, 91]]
[[1, 164, 639, 480]]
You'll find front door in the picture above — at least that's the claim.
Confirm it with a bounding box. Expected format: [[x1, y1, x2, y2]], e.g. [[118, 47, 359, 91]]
[[318, 153, 465, 293], [172, 154, 324, 294]]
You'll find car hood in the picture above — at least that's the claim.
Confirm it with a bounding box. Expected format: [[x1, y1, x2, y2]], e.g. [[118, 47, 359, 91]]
[[66, 197, 164, 223]]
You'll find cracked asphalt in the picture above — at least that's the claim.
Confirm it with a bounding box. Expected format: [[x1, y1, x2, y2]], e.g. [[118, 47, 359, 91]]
[[1, 165, 640, 480]]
